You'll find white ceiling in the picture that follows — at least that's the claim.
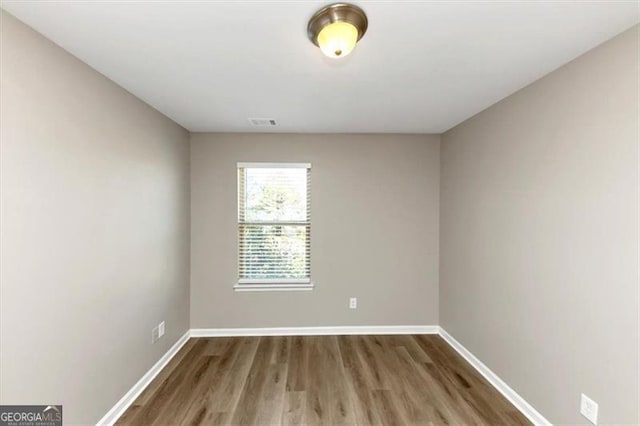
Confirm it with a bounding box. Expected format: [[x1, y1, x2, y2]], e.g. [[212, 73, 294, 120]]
[[3, 1, 638, 133]]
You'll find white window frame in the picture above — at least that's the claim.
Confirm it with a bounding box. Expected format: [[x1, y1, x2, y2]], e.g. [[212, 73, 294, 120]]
[[235, 162, 313, 292]]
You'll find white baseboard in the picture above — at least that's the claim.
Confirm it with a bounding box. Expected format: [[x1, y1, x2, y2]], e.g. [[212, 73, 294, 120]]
[[189, 325, 439, 337], [438, 327, 552, 426], [96, 330, 190, 426]]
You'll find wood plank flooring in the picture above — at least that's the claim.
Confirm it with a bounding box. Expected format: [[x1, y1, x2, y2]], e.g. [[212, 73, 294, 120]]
[[116, 335, 530, 425]]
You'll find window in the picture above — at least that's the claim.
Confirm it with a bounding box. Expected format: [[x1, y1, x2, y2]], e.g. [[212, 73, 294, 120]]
[[236, 163, 311, 291]]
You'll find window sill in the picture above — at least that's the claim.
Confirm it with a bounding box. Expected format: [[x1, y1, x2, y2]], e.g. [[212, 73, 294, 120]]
[[234, 282, 314, 292]]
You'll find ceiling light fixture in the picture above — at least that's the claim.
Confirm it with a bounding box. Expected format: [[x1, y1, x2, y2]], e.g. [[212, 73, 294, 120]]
[[307, 3, 368, 59]]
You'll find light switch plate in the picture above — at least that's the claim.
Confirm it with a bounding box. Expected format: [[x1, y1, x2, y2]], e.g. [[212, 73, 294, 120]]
[[158, 321, 165, 337]]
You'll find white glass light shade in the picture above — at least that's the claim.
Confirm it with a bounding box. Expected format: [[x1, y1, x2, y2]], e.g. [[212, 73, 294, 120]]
[[316, 22, 358, 58]]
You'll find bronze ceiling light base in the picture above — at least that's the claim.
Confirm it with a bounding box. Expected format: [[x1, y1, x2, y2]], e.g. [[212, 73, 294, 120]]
[[307, 3, 368, 58]]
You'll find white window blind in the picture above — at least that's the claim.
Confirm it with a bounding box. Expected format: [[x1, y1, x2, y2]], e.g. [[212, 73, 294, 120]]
[[237, 163, 311, 288]]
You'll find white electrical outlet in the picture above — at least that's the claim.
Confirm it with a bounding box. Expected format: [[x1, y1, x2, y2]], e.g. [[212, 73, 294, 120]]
[[349, 297, 357, 309], [158, 321, 165, 338], [580, 393, 598, 425]]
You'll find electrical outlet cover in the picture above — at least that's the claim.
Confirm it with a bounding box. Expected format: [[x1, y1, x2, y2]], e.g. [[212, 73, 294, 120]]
[[158, 321, 165, 337]]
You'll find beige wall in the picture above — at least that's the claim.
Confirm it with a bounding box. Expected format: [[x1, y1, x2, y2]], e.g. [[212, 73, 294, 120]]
[[440, 25, 639, 424], [190, 133, 440, 328], [0, 11, 190, 424]]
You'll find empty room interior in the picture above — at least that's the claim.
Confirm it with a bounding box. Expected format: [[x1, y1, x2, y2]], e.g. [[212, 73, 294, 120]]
[[1, 1, 639, 425]]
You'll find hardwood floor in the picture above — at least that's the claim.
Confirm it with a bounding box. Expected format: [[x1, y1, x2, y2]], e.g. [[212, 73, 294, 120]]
[[116, 335, 530, 425]]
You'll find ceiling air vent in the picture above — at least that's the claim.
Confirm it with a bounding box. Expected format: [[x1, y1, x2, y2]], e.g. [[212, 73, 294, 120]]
[[248, 118, 278, 127]]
